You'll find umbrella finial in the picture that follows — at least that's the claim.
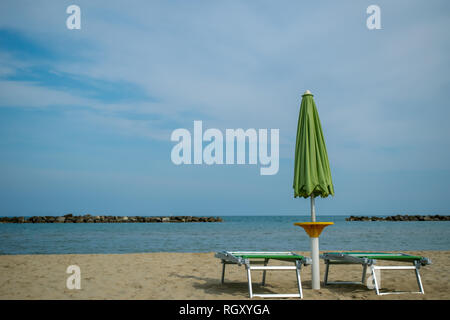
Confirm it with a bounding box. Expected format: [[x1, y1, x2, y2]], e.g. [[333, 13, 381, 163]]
[[304, 90, 311, 95]]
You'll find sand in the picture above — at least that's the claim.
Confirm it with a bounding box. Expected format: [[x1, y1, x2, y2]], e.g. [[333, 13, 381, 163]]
[[0, 251, 448, 300]]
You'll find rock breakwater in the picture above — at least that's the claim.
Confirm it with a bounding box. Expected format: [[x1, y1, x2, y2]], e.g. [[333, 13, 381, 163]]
[[346, 215, 450, 221], [0, 214, 223, 223]]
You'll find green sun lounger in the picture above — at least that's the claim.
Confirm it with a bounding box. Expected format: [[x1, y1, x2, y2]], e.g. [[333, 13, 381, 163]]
[[321, 252, 431, 295], [215, 251, 311, 299]]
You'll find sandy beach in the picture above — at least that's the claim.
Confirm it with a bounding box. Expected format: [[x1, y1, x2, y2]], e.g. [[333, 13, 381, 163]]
[[0, 251, 448, 300]]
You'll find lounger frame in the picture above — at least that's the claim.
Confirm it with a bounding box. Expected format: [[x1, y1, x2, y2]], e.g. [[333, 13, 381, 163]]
[[215, 251, 311, 299], [321, 252, 431, 295]]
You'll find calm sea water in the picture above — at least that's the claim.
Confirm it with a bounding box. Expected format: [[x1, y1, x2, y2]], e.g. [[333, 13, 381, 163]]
[[0, 216, 449, 254]]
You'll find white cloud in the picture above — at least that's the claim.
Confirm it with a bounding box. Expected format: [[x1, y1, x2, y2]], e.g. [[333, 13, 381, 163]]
[[1, 0, 449, 169], [0, 80, 92, 108]]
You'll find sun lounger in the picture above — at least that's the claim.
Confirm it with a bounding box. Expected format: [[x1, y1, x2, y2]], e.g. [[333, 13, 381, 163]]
[[215, 251, 311, 298], [321, 252, 431, 295]]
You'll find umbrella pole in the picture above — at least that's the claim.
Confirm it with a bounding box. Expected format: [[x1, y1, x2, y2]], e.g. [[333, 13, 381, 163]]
[[310, 194, 320, 289], [311, 237, 320, 289]]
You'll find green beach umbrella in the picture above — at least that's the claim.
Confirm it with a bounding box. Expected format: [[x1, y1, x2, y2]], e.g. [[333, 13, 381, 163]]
[[293, 90, 334, 220], [293, 90, 334, 290]]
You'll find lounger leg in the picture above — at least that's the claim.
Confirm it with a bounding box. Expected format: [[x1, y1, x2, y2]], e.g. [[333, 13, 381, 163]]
[[371, 265, 381, 295], [262, 258, 269, 286], [361, 264, 368, 284], [324, 260, 330, 285], [221, 260, 226, 284], [244, 261, 304, 299], [246, 264, 253, 299], [296, 261, 303, 299], [414, 261, 425, 294]]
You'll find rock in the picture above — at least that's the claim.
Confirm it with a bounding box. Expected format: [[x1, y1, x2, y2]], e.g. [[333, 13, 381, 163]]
[[55, 217, 66, 223], [162, 217, 170, 222], [93, 216, 102, 223], [65, 216, 75, 223]]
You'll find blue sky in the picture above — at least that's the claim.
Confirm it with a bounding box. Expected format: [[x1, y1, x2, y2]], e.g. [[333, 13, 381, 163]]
[[0, 0, 449, 216]]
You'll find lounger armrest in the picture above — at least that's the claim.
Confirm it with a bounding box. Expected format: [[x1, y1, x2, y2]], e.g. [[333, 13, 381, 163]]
[[321, 253, 375, 265], [420, 257, 431, 266], [215, 251, 244, 265]]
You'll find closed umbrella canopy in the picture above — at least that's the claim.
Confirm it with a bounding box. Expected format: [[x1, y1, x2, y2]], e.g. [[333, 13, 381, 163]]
[[293, 91, 334, 199]]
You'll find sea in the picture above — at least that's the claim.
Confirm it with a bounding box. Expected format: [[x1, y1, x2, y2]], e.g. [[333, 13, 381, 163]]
[[0, 216, 449, 255]]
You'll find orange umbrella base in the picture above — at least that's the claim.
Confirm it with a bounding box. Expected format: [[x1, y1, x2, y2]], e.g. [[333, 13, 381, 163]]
[[294, 222, 334, 238]]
